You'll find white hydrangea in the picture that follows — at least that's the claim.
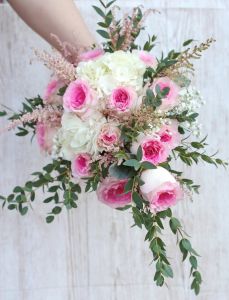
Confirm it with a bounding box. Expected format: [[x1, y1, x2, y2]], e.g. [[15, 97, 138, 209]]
[[76, 50, 146, 96], [54, 112, 106, 161]]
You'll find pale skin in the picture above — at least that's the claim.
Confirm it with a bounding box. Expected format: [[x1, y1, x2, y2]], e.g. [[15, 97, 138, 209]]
[[8, 0, 96, 51]]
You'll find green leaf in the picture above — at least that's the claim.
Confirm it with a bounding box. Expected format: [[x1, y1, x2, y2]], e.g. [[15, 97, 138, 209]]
[[7, 194, 14, 202], [109, 164, 135, 179], [20, 206, 28, 216], [96, 30, 110, 39], [132, 207, 143, 228], [123, 159, 141, 171], [191, 142, 204, 149], [155, 274, 164, 286], [141, 161, 156, 170], [52, 206, 62, 215], [132, 192, 143, 209], [98, 0, 106, 7], [106, 0, 116, 8], [124, 178, 134, 193], [13, 186, 23, 193], [92, 6, 106, 18], [16, 128, 29, 136], [189, 255, 198, 269], [48, 186, 59, 193], [181, 238, 192, 251], [43, 197, 54, 203], [201, 154, 215, 164], [193, 271, 202, 283], [98, 21, 108, 28], [183, 39, 194, 47], [136, 146, 143, 161], [46, 215, 55, 223], [0, 110, 7, 117], [162, 265, 173, 278], [8, 204, 17, 210], [145, 88, 153, 105], [116, 35, 125, 49], [155, 216, 164, 229], [116, 205, 131, 211], [169, 217, 181, 234]]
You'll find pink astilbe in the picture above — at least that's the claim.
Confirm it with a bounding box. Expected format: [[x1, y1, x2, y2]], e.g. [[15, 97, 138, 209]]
[[119, 7, 158, 51], [34, 49, 76, 82], [3, 105, 62, 133], [50, 34, 91, 65]]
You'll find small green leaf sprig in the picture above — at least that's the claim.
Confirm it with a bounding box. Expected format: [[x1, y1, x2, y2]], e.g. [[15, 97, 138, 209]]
[[0, 159, 81, 223]]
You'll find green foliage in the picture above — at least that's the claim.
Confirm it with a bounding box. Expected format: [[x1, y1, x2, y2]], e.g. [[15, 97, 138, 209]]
[[93, 1, 115, 48], [183, 39, 194, 47], [180, 178, 200, 194], [173, 137, 228, 168], [93, 1, 150, 52], [143, 52, 178, 83], [143, 35, 157, 52], [84, 160, 109, 192], [170, 110, 199, 123], [0, 110, 7, 117], [133, 207, 174, 287], [144, 85, 170, 110], [0, 159, 81, 222], [168, 214, 202, 295]]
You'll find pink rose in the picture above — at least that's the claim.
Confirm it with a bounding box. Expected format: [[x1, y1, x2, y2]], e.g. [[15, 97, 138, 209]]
[[63, 79, 96, 118], [71, 153, 92, 178], [131, 134, 170, 165], [140, 167, 183, 213], [157, 120, 181, 150], [79, 48, 104, 62], [109, 86, 137, 112], [151, 77, 180, 111], [36, 122, 58, 154], [139, 51, 157, 68], [97, 123, 121, 151], [44, 79, 65, 105], [97, 177, 132, 209]]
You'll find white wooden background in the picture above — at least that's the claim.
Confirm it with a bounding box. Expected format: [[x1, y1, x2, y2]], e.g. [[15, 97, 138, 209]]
[[0, 1, 229, 299]]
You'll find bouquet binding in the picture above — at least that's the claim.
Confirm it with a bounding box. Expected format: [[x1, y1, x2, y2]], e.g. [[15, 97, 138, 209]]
[[0, 0, 227, 295]]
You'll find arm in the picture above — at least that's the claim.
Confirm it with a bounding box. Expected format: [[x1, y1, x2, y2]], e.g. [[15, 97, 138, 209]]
[[8, 0, 95, 49]]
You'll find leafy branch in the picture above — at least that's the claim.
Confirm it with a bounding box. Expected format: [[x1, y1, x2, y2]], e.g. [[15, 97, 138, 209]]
[[0, 159, 81, 223], [169, 216, 202, 295]]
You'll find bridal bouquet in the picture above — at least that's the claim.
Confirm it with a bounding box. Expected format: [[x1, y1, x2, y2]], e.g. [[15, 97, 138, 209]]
[[0, 0, 227, 295]]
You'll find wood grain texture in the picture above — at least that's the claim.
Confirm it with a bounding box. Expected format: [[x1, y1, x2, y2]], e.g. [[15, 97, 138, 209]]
[[0, 1, 229, 300]]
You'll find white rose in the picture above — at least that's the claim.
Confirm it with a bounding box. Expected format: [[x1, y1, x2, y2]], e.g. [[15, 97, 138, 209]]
[[58, 112, 106, 160], [140, 167, 176, 194]]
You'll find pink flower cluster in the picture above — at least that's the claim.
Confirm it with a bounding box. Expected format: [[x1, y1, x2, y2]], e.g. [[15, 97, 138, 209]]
[[131, 121, 181, 166], [96, 167, 182, 212]]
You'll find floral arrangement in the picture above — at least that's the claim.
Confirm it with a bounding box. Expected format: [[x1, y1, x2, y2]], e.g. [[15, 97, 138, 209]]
[[0, 0, 227, 295]]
